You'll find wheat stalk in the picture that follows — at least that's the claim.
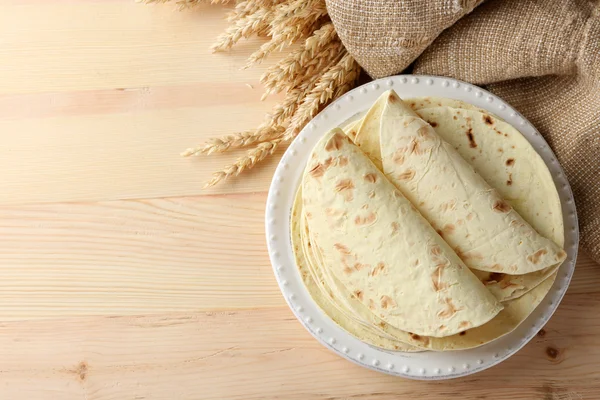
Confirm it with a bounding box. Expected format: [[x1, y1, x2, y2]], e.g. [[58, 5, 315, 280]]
[[148, 0, 363, 186], [142, 0, 231, 8], [261, 38, 342, 96], [203, 139, 283, 188], [243, 0, 328, 67], [184, 71, 320, 157], [284, 52, 360, 141], [182, 126, 285, 156]]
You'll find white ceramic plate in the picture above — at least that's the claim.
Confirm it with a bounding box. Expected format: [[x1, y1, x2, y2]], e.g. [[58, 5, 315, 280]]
[[265, 75, 578, 380]]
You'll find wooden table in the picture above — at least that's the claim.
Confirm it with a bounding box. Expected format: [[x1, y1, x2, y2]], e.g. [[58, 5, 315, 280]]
[[0, 1, 598, 398]]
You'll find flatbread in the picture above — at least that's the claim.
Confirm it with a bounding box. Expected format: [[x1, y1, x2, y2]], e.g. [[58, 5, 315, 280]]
[[352, 90, 566, 299], [302, 129, 503, 338]]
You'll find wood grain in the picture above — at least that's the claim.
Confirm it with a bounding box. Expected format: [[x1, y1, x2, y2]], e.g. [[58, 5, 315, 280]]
[[0, 193, 597, 320], [0, 294, 599, 400], [0, 0, 286, 204], [0, 0, 598, 399]]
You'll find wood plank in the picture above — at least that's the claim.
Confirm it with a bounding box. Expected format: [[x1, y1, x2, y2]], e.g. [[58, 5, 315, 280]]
[[0, 192, 287, 319], [0, 193, 596, 320], [0, 1, 291, 203], [0, 104, 284, 205], [0, 1, 267, 95], [0, 293, 598, 399]]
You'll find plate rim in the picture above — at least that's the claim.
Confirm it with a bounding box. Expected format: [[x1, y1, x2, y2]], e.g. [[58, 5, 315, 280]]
[[264, 74, 579, 380]]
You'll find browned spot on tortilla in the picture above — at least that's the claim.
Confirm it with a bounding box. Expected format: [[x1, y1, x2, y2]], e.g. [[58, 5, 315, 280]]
[[439, 325, 446, 331], [498, 148, 504, 153], [391, 222, 400, 235], [459, 331, 467, 336], [471, 156, 476, 161], [487, 264, 504, 272], [380, 295, 396, 309], [413, 259, 419, 266], [504, 133, 508, 137], [338, 156, 349, 166], [368, 190, 376, 199], [509, 264, 519, 273], [378, 321, 386, 328], [325, 208, 344, 218], [500, 279, 519, 289], [457, 219, 465, 226], [436, 229, 444, 237], [507, 173, 513, 186], [492, 199, 511, 213], [325, 132, 347, 151], [323, 157, 335, 169], [364, 173, 378, 183], [407, 139, 419, 155], [343, 266, 354, 275], [355, 212, 377, 226], [334, 243, 352, 255], [506, 158, 515, 166], [409, 333, 430, 345], [439, 200, 457, 212], [335, 179, 355, 201], [308, 163, 325, 178], [431, 265, 447, 292], [466, 128, 477, 148], [353, 262, 369, 271], [483, 115, 494, 125], [443, 224, 455, 234], [430, 245, 442, 257], [353, 290, 363, 301], [453, 115, 457, 120], [361, 204, 369, 210], [459, 321, 471, 329], [410, 102, 416, 108], [511, 145, 516, 149], [397, 170, 416, 181], [347, 129, 357, 140], [437, 298, 461, 319], [370, 262, 386, 277], [527, 249, 548, 264], [484, 272, 505, 285], [417, 126, 432, 138], [430, 121, 438, 128], [557, 250, 567, 260], [306, 212, 312, 219], [388, 92, 400, 103], [392, 149, 405, 165], [368, 298, 376, 310]]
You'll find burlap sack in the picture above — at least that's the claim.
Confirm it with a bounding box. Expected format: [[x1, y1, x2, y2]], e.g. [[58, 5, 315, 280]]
[[326, 0, 600, 264], [325, 0, 483, 78]]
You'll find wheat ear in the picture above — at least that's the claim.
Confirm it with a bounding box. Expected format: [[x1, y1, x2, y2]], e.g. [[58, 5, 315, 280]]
[[283, 52, 360, 141], [203, 139, 283, 188]]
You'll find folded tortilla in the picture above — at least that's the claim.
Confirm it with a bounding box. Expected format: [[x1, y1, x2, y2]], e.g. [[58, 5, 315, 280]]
[[291, 187, 420, 351], [302, 129, 503, 338], [292, 183, 557, 351], [353, 91, 566, 278]]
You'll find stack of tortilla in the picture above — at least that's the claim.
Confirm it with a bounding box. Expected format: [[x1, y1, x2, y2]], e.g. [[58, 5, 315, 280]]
[[291, 90, 566, 351]]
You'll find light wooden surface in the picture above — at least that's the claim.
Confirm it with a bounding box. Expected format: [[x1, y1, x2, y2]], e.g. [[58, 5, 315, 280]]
[[0, 1, 598, 398]]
